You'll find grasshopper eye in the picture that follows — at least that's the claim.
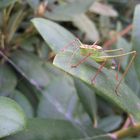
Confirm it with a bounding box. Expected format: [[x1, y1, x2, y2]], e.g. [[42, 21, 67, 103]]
[[111, 59, 117, 70]]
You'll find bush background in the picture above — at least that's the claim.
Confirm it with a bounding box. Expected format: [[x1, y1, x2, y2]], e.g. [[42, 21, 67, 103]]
[[0, 0, 140, 139]]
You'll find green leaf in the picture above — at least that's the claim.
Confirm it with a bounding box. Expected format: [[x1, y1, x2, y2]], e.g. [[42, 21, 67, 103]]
[[37, 75, 78, 120], [37, 65, 91, 124], [2, 118, 111, 140], [32, 18, 140, 121], [43, 62, 65, 82], [89, 1, 118, 17], [32, 18, 76, 53], [98, 115, 123, 132], [53, 51, 140, 121], [11, 90, 34, 118], [121, 138, 140, 140], [125, 65, 140, 96], [0, 0, 17, 9], [99, 16, 111, 39], [7, 8, 25, 43], [16, 79, 40, 109], [21, 37, 39, 52], [10, 50, 49, 89], [0, 96, 26, 138], [132, 5, 140, 81], [0, 64, 17, 95], [72, 14, 99, 41], [116, 37, 132, 69], [74, 79, 97, 126], [26, 0, 39, 10], [45, 0, 95, 21], [97, 97, 114, 116]]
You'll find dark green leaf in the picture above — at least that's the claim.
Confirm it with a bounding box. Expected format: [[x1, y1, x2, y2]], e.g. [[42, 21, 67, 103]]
[[2, 118, 111, 140], [116, 37, 132, 69], [37, 67, 91, 124], [32, 18, 140, 121], [74, 79, 97, 126], [0, 64, 17, 95], [125, 65, 140, 96], [32, 18, 76, 53], [10, 50, 49, 89], [45, 0, 95, 21], [53, 51, 140, 121], [7, 9, 25, 43], [26, 0, 39, 10], [0, 96, 26, 138], [21, 37, 39, 52], [98, 115, 123, 132], [132, 5, 140, 81], [121, 138, 140, 140], [72, 14, 99, 41], [0, 0, 17, 9], [11, 90, 34, 118]]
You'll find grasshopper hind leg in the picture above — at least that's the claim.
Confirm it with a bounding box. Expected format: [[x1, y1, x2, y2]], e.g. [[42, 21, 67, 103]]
[[114, 51, 136, 96]]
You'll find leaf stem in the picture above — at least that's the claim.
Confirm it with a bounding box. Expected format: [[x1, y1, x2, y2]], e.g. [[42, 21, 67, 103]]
[[110, 122, 140, 139]]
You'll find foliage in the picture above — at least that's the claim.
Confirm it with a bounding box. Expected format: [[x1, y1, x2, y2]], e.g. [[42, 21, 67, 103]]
[[0, 0, 140, 139]]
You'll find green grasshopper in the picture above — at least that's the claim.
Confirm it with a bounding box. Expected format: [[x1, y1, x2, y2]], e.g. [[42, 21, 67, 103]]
[[62, 38, 136, 95]]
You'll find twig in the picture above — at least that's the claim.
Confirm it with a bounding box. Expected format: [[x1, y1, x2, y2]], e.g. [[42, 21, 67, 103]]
[[103, 24, 133, 48], [110, 122, 140, 139]]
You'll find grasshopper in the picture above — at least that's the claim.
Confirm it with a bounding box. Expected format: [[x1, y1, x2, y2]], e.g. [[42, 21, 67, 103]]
[[62, 38, 136, 95]]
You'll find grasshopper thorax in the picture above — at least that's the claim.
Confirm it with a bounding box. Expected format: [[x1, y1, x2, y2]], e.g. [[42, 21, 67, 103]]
[[80, 44, 103, 51], [80, 44, 105, 63]]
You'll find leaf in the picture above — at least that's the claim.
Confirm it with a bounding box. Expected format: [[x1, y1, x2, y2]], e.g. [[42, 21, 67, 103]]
[[16, 79, 40, 109], [7, 8, 25, 43], [121, 138, 140, 140], [53, 51, 140, 121], [72, 14, 99, 41], [43, 62, 65, 81], [37, 65, 91, 125], [32, 18, 140, 121], [74, 78, 97, 126], [0, 64, 17, 95], [99, 16, 111, 39], [132, 5, 140, 81], [0, 0, 17, 9], [98, 115, 123, 132], [32, 18, 76, 53], [89, 1, 118, 17], [125, 65, 140, 96], [45, 0, 95, 21], [26, 0, 39, 10], [0, 96, 26, 138], [11, 90, 34, 118], [116, 37, 132, 69], [20, 37, 39, 52], [10, 50, 49, 89], [2, 118, 111, 140]]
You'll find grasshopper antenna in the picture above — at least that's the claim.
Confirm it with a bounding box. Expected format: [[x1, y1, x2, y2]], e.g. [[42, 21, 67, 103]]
[[61, 38, 80, 52]]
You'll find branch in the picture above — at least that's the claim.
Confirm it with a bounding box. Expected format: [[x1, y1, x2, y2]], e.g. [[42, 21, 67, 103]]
[[110, 122, 140, 139], [103, 24, 133, 49]]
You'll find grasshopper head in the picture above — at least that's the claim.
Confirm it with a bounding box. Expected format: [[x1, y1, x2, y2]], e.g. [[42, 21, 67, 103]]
[[93, 45, 102, 50]]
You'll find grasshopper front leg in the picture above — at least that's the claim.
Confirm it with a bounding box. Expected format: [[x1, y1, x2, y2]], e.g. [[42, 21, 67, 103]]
[[91, 60, 107, 84], [71, 52, 93, 68]]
